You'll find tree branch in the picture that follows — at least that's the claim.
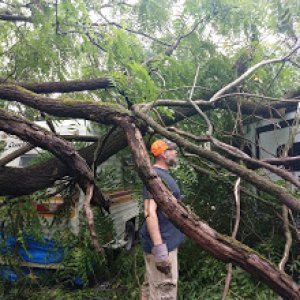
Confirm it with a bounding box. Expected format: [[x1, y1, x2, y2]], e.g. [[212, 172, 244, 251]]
[[187, 63, 213, 135], [210, 137, 300, 189], [0, 78, 113, 94], [164, 18, 205, 57], [0, 84, 126, 124], [141, 96, 298, 118], [209, 43, 300, 103], [222, 177, 241, 300], [0, 14, 32, 22], [144, 17, 206, 66], [97, 10, 171, 46], [278, 205, 292, 271], [0, 135, 99, 167], [83, 183, 103, 253]]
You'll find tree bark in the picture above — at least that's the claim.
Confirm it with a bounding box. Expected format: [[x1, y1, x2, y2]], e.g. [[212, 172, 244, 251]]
[[0, 14, 32, 22], [0, 85, 125, 124], [0, 78, 113, 94]]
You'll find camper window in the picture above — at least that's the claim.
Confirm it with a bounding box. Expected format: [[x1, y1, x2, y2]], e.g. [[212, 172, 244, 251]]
[[19, 154, 35, 167], [277, 143, 300, 171]]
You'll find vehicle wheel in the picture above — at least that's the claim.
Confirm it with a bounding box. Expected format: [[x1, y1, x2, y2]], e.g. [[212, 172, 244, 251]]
[[124, 221, 135, 251]]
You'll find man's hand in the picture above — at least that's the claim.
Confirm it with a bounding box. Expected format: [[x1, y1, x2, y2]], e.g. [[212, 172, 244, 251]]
[[152, 244, 171, 275]]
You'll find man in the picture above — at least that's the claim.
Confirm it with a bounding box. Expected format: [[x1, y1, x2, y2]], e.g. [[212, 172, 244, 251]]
[[140, 139, 184, 300]]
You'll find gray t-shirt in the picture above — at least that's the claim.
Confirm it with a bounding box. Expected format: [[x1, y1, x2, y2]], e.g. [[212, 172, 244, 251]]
[[139, 167, 184, 253]]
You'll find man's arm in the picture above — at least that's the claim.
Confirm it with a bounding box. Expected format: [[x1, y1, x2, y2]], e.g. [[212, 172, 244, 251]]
[[144, 199, 162, 245], [144, 198, 171, 274]]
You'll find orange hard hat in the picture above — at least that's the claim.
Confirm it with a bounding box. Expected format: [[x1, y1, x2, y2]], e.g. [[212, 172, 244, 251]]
[[150, 139, 177, 157]]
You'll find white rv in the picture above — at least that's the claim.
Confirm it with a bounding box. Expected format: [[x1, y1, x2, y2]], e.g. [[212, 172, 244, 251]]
[[0, 119, 140, 251], [244, 104, 300, 182]]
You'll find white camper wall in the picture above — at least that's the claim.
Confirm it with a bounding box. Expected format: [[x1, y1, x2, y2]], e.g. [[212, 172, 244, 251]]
[[0, 119, 93, 167], [244, 105, 300, 182]]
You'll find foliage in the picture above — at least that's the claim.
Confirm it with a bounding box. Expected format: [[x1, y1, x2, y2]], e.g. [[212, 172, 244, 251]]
[[177, 239, 277, 299], [0, 195, 42, 240], [135, 0, 172, 32], [57, 231, 107, 287]]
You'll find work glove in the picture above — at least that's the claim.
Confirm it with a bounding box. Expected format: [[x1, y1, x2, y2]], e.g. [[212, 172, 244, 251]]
[[152, 243, 171, 275]]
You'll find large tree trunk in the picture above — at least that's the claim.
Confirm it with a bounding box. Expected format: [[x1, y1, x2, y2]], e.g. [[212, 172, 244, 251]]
[[0, 131, 127, 197]]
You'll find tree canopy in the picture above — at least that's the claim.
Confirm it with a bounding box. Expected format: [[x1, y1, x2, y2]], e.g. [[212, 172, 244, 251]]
[[0, 0, 300, 298]]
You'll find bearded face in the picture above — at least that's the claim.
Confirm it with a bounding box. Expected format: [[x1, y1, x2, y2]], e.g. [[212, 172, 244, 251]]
[[165, 149, 177, 167]]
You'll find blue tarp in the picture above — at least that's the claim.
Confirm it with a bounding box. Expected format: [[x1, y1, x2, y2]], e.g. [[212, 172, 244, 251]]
[[0, 234, 16, 254], [0, 267, 18, 282], [0, 234, 83, 285], [19, 236, 64, 264], [0, 233, 64, 264]]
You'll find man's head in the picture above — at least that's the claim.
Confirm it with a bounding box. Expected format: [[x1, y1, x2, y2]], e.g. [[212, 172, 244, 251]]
[[150, 139, 178, 167]]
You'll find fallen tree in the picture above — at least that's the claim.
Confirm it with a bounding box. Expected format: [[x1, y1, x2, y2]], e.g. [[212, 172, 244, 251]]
[[0, 84, 300, 298], [1, 1, 300, 297]]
